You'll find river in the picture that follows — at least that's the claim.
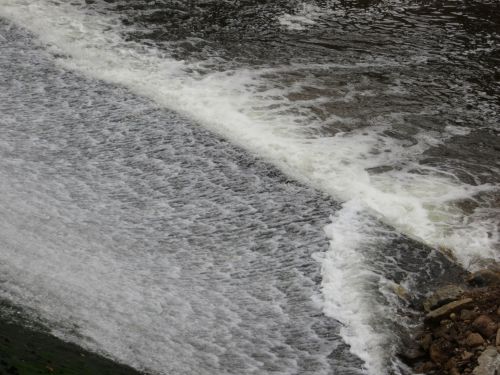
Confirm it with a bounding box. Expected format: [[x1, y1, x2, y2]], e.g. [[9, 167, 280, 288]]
[[0, 1, 498, 374]]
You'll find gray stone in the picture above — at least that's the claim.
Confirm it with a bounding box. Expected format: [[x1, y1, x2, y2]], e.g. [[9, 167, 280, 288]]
[[472, 347, 500, 375], [425, 298, 474, 322], [423, 285, 465, 312]]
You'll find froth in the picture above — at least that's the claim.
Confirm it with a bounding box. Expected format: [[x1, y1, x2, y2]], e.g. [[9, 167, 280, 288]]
[[1, 0, 495, 267], [315, 200, 408, 375]]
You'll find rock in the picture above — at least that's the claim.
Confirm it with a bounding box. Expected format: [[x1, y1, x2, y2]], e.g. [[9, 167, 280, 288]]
[[419, 333, 433, 351], [426, 298, 474, 322], [461, 309, 477, 321], [446, 358, 458, 370], [472, 315, 498, 338], [400, 347, 426, 362], [394, 284, 409, 300], [496, 328, 500, 348], [450, 367, 461, 375], [466, 332, 485, 347], [462, 351, 474, 361], [434, 320, 454, 340], [472, 346, 500, 375], [399, 337, 426, 362], [467, 270, 500, 287], [423, 285, 465, 312], [430, 341, 452, 364], [415, 361, 436, 373]]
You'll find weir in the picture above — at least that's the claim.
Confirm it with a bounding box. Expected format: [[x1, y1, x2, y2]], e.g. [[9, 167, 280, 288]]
[[0, 1, 498, 374]]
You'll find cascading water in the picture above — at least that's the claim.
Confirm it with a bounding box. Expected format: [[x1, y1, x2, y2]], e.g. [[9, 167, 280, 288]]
[[0, 0, 498, 374]]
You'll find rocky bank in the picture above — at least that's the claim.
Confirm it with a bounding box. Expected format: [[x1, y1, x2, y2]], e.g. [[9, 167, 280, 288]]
[[400, 266, 500, 375]]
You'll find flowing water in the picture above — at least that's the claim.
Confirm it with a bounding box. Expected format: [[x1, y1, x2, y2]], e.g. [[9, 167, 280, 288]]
[[0, 0, 498, 374]]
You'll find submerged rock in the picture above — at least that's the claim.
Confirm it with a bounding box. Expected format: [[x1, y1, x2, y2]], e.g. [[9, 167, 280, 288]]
[[429, 341, 452, 364]]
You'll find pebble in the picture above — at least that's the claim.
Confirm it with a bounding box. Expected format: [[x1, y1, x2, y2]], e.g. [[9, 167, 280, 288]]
[[466, 333, 485, 347], [472, 315, 498, 338]]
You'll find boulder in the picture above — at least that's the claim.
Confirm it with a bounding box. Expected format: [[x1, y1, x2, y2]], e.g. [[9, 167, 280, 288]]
[[466, 332, 485, 347], [423, 285, 465, 312], [394, 284, 409, 300], [426, 298, 474, 322], [472, 346, 500, 375], [472, 315, 498, 339]]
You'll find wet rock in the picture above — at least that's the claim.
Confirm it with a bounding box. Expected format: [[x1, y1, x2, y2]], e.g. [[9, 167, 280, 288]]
[[466, 332, 485, 347], [401, 346, 426, 362], [462, 351, 474, 361], [394, 284, 410, 300], [461, 309, 477, 321], [434, 320, 454, 340], [472, 315, 498, 339], [472, 346, 500, 375], [467, 270, 500, 287], [415, 361, 436, 373], [446, 358, 458, 370], [424, 285, 465, 312], [419, 333, 433, 351], [430, 341, 452, 364], [426, 298, 474, 322]]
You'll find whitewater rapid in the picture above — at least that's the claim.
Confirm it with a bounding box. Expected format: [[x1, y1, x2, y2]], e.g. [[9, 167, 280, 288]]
[[1, 0, 496, 265], [0, 1, 498, 374]]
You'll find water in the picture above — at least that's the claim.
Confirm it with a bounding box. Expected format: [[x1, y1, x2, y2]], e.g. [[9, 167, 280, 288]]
[[0, 0, 498, 374]]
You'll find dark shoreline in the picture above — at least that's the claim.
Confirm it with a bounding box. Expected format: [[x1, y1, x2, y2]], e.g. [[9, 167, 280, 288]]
[[0, 301, 145, 375]]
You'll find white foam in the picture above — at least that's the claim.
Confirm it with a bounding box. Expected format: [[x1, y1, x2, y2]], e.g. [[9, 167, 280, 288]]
[[314, 200, 406, 375], [0, 1, 498, 373], [1, 0, 496, 268]]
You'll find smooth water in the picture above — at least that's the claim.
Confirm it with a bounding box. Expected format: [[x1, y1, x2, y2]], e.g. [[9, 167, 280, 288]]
[[0, 0, 498, 374]]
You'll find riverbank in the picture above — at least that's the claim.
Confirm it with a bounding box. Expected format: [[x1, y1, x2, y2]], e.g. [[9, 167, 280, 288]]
[[0, 300, 144, 375], [400, 266, 500, 375]]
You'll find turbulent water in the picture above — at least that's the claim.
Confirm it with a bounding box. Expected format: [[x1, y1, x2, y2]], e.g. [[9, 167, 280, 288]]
[[0, 0, 498, 374]]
